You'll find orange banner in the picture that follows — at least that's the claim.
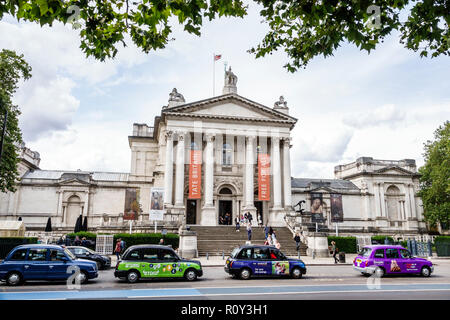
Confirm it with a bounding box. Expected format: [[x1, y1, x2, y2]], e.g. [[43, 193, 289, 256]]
[[258, 153, 270, 201], [189, 150, 202, 199]]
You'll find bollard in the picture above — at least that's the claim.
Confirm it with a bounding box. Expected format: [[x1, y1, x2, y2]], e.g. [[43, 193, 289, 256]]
[[298, 251, 301, 260], [222, 251, 224, 260], [206, 252, 209, 260]]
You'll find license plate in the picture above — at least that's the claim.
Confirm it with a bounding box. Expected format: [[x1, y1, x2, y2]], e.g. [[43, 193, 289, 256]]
[[357, 259, 361, 263]]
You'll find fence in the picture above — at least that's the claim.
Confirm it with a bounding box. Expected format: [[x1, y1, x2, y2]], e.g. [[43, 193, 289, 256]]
[[95, 235, 114, 255]]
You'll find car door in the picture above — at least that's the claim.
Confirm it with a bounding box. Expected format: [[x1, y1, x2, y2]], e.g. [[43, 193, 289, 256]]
[[140, 247, 159, 278], [269, 248, 290, 276], [372, 248, 385, 270], [48, 249, 70, 280], [157, 249, 183, 278], [251, 247, 271, 276], [4, 248, 28, 275], [398, 248, 418, 273], [23, 249, 49, 280], [385, 248, 401, 274]]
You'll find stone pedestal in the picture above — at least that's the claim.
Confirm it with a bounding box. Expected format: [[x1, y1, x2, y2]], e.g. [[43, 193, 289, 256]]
[[268, 208, 286, 227], [200, 207, 216, 226], [306, 232, 329, 257], [178, 227, 198, 259], [375, 217, 389, 228]]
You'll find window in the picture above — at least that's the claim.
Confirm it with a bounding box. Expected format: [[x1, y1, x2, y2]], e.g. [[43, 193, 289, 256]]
[[50, 250, 67, 261], [236, 248, 252, 260], [399, 249, 411, 259], [270, 248, 286, 260], [27, 249, 47, 261], [142, 248, 158, 261], [158, 249, 177, 260], [127, 249, 141, 261], [222, 143, 232, 165], [253, 248, 270, 260], [374, 249, 385, 259], [359, 247, 372, 257], [73, 248, 85, 255], [386, 249, 399, 259], [10, 249, 27, 261]]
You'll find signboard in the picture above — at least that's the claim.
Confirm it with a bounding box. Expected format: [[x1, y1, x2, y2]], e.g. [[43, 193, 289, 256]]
[[188, 150, 202, 199], [124, 188, 141, 220], [310, 193, 324, 223], [330, 193, 344, 223], [258, 153, 270, 201], [150, 187, 164, 221]]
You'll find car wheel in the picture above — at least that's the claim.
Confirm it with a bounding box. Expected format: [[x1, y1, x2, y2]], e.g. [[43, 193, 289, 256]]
[[184, 269, 198, 281], [291, 267, 302, 279], [127, 270, 140, 283], [374, 267, 385, 278], [421, 266, 431, 277], [239, 268, 251, 280], [6, 272, 23, 286], [76, 271, 89, 284]]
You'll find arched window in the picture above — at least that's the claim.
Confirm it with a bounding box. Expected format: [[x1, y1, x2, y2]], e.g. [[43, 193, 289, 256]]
[[219, 187, 233, 195], [386, 185, 402, 221], [222, 143, 232, 165]]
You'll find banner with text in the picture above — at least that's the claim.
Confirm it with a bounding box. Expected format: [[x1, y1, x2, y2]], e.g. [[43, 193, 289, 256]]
[[150, 187, 164, 221], [258, 153, 270, 201], [188, 150, 202, 199]]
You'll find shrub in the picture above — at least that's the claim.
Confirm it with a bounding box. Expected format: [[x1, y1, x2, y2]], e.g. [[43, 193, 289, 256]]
[[113, 233, 179, 251], [66, 232, 97, 240], [327, 236, 357, 254], [434, 236, 450, 244], [371, 235, 394, 244]]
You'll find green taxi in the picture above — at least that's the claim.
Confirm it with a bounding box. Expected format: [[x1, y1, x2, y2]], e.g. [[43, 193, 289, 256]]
[[114, 245, 203, 283]]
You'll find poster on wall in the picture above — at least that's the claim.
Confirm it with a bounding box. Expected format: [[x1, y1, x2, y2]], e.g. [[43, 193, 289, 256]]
[[330, 193, 344, 223], [188, 150, 202, 199], [310, 193, 324, 223], [150, 187, 164, 221], [124, 188, 141, 220], [258, 153, 270, 201]]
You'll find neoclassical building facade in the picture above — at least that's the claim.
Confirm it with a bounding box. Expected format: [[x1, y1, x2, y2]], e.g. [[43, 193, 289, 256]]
[[0, 70, 428, 236]]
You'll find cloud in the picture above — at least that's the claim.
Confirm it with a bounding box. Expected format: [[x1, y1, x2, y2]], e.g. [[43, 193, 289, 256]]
[[342, 104, 406, 129]]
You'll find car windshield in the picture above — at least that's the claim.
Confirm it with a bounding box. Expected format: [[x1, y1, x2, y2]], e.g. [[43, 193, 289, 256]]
[[84, 247, 96, 254], [64, 248, 76, 260], [230, 248, 240, 259], [359, 247, 372, 257]]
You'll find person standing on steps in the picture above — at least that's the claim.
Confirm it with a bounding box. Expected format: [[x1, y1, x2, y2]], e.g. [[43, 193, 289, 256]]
[[247, 223, 252, 242], [235, 215, 240, 232]]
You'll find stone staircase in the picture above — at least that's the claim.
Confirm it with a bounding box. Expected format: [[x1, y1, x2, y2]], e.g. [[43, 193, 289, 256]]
[[189, 225, 307, 257]]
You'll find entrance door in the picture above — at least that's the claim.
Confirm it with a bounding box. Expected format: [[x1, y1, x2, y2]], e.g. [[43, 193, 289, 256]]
[[254, 201, 263, 224], [186, 200, 197, 225], [219, 200, 232, 225]]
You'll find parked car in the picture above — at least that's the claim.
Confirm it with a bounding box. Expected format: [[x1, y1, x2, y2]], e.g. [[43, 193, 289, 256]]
[[66, 246, 111, 270], [114, 245, 203, 283], [0, 244, 98, 286], [353, 245, 434, 277], [224, 245, 307, 280]]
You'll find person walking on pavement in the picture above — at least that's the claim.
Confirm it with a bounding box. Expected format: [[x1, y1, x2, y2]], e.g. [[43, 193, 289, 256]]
[[331, 241, 339, 263], [115, 239, 122, 264], [235, 215, 240, 232], [120, 238, 126, 253]]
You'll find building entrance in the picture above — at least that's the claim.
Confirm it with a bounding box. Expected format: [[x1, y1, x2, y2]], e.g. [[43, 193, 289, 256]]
[[219, 200, 232, 225], [186, 199, 197, 224]]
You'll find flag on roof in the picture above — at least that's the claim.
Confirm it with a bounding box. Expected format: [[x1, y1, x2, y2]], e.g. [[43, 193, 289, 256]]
[[214, 54, 222, 61]]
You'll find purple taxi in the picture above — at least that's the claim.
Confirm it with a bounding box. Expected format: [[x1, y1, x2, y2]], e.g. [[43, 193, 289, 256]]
[[353, 245, 433, 277]]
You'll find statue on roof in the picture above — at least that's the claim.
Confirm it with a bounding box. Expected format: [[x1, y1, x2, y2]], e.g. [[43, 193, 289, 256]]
[[223, 67, 238, 94], [274, 96, 287, 109]]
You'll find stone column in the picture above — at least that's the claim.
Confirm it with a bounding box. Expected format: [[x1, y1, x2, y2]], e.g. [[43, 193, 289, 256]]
[[163, 130, 174, 207], [204, 133, 215, 207], [174, 131, 186, 207], [271, 136, 282, 210], [409, 184, 417, 219], [373, 182, 381, 218], [379, 183, 386, 218], [244, 135, 256, 211], [282, 138, 292, 209]]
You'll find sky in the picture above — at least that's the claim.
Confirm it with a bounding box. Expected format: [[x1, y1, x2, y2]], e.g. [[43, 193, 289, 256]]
[[0, 2, 449, 179]]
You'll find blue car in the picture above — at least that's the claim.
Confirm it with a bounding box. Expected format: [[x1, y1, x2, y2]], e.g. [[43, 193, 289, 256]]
[[0, 244, 98, 286], [224, 245, 307, 280]]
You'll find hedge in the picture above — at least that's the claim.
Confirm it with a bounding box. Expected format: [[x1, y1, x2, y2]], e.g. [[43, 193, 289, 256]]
[[0, 237, 38, 259], [327, 236, 357, 254], [371, 235, 394, 244], [113, 233, 179, 250], [66, 232, 97, 241], [435, 236, 450, 244]]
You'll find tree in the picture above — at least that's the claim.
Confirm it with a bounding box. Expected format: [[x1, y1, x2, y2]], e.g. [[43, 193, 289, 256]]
[[0, 1, 448, 71], [0, 49, 32, 193], [418, 121, 450, 230]]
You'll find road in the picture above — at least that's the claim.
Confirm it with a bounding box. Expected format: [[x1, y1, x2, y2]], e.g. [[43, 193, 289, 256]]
[[1, 264, 450, 300]]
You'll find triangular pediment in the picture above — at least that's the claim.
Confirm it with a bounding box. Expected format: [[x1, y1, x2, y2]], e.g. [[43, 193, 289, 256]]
[[162, 93, 297, 125], [58, 178, 91, 186], [374, 166, 415, 175]]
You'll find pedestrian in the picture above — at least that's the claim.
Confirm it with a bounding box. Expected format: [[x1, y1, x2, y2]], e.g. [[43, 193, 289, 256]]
[[247, 223, 252, 242], [74, 236, 81, 246], [258, 213, 262, 227], [235, 216, 240, 232], [294, 232, 301, 252], [81, 237, 88, 247], [331, 241, 339, 263], [243, 212, 248, 224], [114, 239, 122, 263], [275, 240, 281, 250], [64, 235, 71, 246], [248, 212, 253, 226], [159, 238, 164, 245], [271, 231, 277, 245], [264, 225, 269, 239], [120, 238, 126, 253], [57, 237, 63, 245]]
